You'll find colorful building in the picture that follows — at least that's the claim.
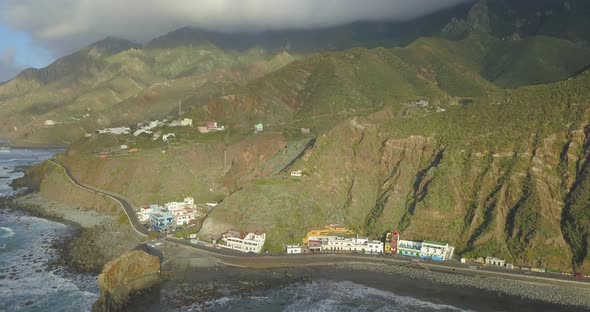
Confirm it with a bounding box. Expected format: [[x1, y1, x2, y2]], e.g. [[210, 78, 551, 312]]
[[397, 239, 455, 261], [397, 240, 422, 258], [149, 211, 174, 231]]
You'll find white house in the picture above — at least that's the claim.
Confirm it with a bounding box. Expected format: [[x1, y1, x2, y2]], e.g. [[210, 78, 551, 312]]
[[44, 120, 56, 126], [133, 129, 153, 137], [163, 133, 176, 142], [180, 118, 193, 127], [324, 236, 370, 253], [286, 245, 303, 254], [485, 257, 506, 267], [174, 210, 195, 226], [397, 239, 454, 261], [165, 197, 196, 212], [184, 197, 194, 205], [367, 240, 384, 254], [291, 170, 303, 177], [138, 204, 161, 222], [420, 241, 454, 261], [220, 231, 266, 253], [97, 127, 131, 135]]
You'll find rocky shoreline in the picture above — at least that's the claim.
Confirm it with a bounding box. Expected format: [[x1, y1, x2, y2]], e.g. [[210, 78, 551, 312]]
[[329, 263, 590, 311], [6, 192, 143, 274]]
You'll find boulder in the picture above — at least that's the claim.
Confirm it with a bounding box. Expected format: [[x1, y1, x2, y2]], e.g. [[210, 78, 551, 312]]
[[92, 250, 160, 312]]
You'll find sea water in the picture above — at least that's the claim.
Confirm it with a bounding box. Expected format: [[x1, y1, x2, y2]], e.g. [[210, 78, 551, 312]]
[[0, 148, 99, 312], [203, 280, 470, 312]]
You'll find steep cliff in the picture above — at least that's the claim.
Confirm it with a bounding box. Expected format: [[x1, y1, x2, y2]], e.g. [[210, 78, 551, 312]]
[[92, 250, 160, 312]]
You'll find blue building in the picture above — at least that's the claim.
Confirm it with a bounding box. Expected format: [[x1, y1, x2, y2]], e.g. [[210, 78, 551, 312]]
[[149, 211, 173, 231]]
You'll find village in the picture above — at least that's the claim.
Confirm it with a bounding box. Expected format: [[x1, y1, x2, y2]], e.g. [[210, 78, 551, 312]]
[[207, 224, 558, 274], [135, 194, 550, 274], [136, 196, 218, 233]]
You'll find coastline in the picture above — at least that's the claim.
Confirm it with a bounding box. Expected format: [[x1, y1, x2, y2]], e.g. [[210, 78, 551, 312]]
[[5, 154, 589, 311], [129, 256, 590, 312], [134, 241, 590, 311], [5, 192, 143, 273], [11, 193, 113, 228]]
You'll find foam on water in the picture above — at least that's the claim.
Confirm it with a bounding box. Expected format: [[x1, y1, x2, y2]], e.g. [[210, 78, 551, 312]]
[[0, 226, 15, 238], [0, 148, 98, 312], [204, 280, 471, 312], [0, 210, 99, 311]]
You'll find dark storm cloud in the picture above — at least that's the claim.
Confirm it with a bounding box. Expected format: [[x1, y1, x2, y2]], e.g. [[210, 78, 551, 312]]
[[1, 0, 471, 60]]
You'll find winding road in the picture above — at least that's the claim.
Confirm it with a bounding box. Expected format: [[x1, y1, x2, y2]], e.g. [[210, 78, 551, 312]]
[[48, 159, 148, 237], [47, 159, 590, 290]]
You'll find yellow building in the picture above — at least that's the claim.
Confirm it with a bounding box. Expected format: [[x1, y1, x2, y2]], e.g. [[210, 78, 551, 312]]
[[303, 224, 355, 243]]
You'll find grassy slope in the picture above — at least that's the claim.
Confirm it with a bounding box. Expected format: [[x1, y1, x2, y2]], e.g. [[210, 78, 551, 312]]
[[198, 63, 590, 273], [0, 44, 295, 145], [482, 36, 590, 88]]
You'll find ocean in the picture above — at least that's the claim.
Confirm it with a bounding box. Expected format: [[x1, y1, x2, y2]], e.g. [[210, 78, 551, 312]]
[[201, 280, 470, 312], [0, 148, 98, 312]]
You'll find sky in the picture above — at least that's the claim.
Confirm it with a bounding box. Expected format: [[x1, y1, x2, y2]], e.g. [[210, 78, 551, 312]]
[[0, 0, 470, 82]]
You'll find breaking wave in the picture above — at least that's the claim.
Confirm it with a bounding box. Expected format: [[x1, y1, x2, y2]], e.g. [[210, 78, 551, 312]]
[[205, 280, 470, 312], [0, 226, 15, 238]]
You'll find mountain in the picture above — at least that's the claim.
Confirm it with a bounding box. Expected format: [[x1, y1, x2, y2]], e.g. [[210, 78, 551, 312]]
[[5, 0, 590, 274], [2, 0, 590, 145]]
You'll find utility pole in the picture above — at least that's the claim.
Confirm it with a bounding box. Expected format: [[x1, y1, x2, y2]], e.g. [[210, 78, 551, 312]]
[[178, 101, 182, 116]]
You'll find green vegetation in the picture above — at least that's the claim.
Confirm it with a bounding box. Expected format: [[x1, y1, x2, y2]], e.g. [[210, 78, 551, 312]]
[[5, 0, 590, 273], [117, 213, 130, 225]]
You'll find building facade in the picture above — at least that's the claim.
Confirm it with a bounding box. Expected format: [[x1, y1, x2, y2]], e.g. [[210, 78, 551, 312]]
[[221, 231, 266, 253], [149, 211, 174, 230], [397, 239, 454, 261], [420, 241, 454, 261], [398, 240, 422, 258], [286, 245, 303, 254], [485, 257, 506, 267]]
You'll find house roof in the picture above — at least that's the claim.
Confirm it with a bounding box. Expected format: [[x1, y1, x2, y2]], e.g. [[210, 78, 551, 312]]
[[422, 240, 448, 246]]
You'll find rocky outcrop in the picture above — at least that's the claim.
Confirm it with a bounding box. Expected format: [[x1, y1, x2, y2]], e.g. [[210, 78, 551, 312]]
[[56, 221, 144, 273], [92, 250, 160, 312]]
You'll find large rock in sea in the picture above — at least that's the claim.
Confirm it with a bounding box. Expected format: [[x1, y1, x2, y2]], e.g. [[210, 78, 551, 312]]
[[92, 250, 160, 312]]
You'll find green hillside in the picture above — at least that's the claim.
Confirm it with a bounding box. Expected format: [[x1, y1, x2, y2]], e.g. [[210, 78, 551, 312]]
[[482, 36, 590, 88], [8, 0, 590, 276], [0, 39, 296, 146]]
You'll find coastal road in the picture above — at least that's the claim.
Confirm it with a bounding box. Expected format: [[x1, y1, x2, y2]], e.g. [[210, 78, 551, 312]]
[[48, 159, 590, 290], [48, 159, 148, 237]]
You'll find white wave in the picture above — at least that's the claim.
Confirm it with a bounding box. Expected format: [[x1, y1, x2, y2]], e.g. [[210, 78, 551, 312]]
[[0, 226, 15, 238], [280, 280, 471, 312]]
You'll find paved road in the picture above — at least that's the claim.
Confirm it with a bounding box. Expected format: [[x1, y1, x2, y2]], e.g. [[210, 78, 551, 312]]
[[48, 159, 590, 289], [48, 159, 148, 237]]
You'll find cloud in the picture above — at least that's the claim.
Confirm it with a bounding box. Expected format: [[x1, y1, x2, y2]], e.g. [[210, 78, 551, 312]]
[[0, 48, 22, 82], [1, 0, 470, 58]]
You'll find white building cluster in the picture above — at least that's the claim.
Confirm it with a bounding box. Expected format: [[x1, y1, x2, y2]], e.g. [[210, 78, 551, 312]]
[[197, 121, 225, 134], [168, 118, 193, 127], [289, 235, 384, 255], [286, 228, 454, 261], [134, 120, 164, 136], [138, 196, 203, 230], [397, 240, 455, 261], [96, 117, 193, 138], [220, 231, 266, 253], [96, 127, 131, 135]]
